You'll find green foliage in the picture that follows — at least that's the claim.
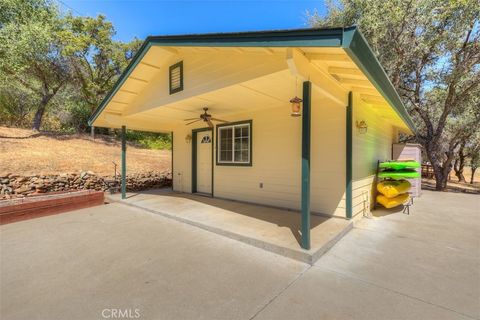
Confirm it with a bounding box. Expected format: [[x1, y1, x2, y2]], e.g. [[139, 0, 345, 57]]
[[124, 130, 172, 150], [62, 14, 142, 111], [471, 152, 480, 171], [57, 99, 92, 133], [0, 0, 69, 130], [467, 132, 480, 170], [0, 0, 140, 131], [0, 82, 36, 127], [137, 136, 172, 150]]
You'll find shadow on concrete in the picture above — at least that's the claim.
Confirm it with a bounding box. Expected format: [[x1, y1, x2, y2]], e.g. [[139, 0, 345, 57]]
[[372, 205, 407, 217], [124, 188, 329, 247], [124, 187, 172, 199]]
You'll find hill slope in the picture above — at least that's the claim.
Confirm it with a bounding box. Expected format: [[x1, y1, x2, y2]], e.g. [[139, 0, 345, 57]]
[[0, 127, 171, 176]]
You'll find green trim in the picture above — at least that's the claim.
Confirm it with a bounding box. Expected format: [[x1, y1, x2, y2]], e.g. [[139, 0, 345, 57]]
[[121, 125, 126, 199], [191, 127, 213, 195], [171, 131, 174, 189], [346, 92, 353, 219], [301, 81, 311, 250], [89, 26, 415, 135], [215, 120, 253, 167], [88, 28, 343, 126], [342, 27, 416, 133], [191, 130, 197, 193], [88, 40, 152, 126], [211, 128, 214, 197], [169, 61, 183, 94], [147, 27, 344, 47]]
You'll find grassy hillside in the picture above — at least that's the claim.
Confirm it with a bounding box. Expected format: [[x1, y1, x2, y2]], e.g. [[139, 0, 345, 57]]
[[0, 127, 171, 176]]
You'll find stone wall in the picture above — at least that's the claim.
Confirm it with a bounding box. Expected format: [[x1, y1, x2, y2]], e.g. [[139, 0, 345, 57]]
[[0, 171, 172, 200]]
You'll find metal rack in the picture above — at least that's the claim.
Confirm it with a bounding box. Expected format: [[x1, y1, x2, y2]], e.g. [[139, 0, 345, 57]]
[[373, 160, 413, 214]]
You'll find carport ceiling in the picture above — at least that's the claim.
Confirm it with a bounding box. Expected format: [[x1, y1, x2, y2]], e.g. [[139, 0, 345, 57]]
[[94, 45, 409, 132]]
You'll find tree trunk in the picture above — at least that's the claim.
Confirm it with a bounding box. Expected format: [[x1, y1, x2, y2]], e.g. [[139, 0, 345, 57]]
[[425, 144, 457, 191], [32, 105, 46, 131], [455, 169, 466, 183], [441, 150, 457, 190], [32, 93, 53, 131], [441, 170, 449, 189], [453, 144, 467, 182], [425, 143, 447, 191], [440, 168, 450, 190], [471, 168, 477, 184], [432, 163, 445, 191], [453, 158, 466, 182]]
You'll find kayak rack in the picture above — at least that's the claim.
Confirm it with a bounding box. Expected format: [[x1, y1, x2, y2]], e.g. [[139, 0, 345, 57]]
[[372, 160, 381, 210], [402, 199, 413, 215], [373, 160, 414, 214]]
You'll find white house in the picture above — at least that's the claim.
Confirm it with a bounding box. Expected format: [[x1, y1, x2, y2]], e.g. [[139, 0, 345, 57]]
[[89, 27, 415, 249]]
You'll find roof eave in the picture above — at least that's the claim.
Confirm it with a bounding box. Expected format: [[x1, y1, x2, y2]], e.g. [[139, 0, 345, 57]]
[[342, 27, 416, 134], [89, 26, 416, 135], [88, 27, 346, 126]]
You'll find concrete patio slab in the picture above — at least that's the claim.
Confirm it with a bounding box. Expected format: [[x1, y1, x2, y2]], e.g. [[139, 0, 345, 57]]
[[0, 202, 307, 320], [255, 190, 480, 320], [253, 266, 471, 320], [316, 191, 480, 319], [1, 190, 477, 320], [106, 189, 352, 264]]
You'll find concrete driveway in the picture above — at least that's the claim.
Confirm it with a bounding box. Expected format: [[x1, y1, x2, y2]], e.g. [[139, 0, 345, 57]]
[[1, 190, 479, 320]]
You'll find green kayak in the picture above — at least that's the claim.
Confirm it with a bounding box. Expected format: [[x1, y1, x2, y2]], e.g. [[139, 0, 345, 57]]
[[378, 170, 420, 180], [379, 161, 420, 171]]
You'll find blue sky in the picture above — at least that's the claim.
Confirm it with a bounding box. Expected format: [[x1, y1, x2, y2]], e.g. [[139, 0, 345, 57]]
[[60, 0, 328, 42]]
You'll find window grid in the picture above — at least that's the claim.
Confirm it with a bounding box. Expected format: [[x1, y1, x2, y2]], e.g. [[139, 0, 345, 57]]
[[218, 123, 250, 164]]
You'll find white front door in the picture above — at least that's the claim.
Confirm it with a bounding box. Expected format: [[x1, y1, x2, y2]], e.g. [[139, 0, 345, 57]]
[[196, 130, 212, 194]]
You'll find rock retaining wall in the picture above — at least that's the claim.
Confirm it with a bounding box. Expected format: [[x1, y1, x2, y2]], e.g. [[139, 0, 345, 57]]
[[0, 171, 172, 200]]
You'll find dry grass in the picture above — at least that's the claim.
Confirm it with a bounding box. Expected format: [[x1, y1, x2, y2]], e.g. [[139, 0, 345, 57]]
[[454, 166, 479, 183], [0, 127, 171, 176], [422, 179, 479, 194], [422, 167, 479, 194]]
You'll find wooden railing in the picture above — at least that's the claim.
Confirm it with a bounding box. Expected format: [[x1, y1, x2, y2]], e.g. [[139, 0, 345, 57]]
[[421, 164, 434, 179], [422, 164, 452, 181]]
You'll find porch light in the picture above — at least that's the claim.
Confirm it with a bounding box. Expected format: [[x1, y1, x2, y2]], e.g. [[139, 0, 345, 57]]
[[356, 120, 368, 134], [185, 134, 192, 144], [289, 96, 302, 117]]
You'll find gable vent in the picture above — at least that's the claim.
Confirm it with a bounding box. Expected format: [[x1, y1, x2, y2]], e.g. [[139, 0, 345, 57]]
[[169, 61, 183, 94]]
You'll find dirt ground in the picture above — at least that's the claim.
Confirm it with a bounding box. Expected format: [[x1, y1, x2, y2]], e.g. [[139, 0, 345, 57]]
[[422, 166, 479, 194], [0, 127, 171, 176], [451, 166, 479, 183], [422, 179, 479, 194]]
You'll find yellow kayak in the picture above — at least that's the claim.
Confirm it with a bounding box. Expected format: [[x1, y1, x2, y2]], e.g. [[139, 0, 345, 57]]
[[377, 193, 410, 209], [377, 180, 411, 198]]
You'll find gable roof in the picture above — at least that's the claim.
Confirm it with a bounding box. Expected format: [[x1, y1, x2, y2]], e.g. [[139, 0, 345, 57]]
[[88, 26, 415, 133]]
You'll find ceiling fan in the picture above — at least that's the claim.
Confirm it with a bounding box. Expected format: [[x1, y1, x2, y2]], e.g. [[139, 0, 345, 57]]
[[184, 107, 228, 128]]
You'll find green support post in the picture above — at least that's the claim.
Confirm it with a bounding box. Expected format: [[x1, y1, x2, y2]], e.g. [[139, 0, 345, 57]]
[[346, 92, 353, 219], [301, 81, 311, 250], [121, 125, 126, 199]]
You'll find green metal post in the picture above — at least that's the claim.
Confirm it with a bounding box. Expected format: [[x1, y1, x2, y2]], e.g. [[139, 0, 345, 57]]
[[346, 92, 353, 219], [121, 125, 126, 199], [301, 81, 311, 250]]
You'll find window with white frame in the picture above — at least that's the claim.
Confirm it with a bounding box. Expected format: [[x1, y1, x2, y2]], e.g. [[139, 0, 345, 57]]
[[217, 121, 252, 165]]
